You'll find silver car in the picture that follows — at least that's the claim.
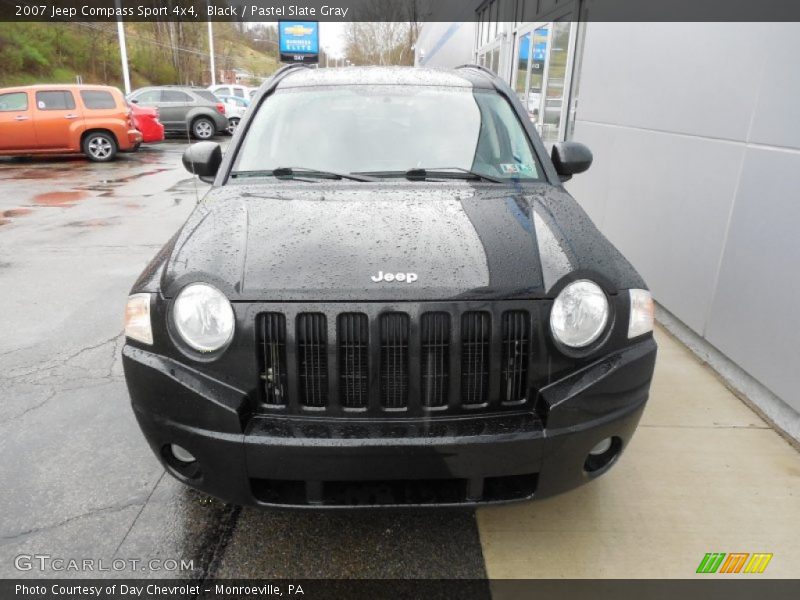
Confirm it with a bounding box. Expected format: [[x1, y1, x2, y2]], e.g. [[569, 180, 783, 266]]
[[128, 86, 228, 140]]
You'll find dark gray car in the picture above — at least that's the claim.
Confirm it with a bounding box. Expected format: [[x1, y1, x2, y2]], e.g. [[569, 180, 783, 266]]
[[127, 86, 228, 140]]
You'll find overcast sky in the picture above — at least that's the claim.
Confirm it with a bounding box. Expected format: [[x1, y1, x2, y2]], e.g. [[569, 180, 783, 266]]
[[320, 22, 347, 57]]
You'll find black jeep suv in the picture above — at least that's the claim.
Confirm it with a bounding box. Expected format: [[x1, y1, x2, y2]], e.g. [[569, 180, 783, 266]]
[[122, 65, 657, 507]]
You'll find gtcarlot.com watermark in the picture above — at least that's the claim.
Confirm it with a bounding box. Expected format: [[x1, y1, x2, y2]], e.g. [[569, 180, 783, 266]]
[[14, 553, 194, 573]]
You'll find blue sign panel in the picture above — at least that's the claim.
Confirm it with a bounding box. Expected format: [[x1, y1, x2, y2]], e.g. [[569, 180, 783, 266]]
[[533, 40, 547, 62], [518, 29, 548, 62], [279, 21, 319, 56]]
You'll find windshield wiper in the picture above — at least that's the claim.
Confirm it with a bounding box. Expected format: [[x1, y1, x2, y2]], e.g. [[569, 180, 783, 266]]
[[357, 167, 503, 184], [231, 167, 376, 182]]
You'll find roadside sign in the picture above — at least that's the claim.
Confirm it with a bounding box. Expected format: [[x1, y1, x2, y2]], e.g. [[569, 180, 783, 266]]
[[279, 21, 320, 64]]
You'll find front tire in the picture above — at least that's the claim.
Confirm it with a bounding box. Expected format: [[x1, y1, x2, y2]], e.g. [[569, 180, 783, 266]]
[[192, 117, 215, 140], [83, 132, 117, 162], [226, 117, 240, 136]]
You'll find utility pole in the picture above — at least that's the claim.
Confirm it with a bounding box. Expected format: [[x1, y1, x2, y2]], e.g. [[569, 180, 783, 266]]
[[208, 20, 216, 85], [115, 0, 131, 94]]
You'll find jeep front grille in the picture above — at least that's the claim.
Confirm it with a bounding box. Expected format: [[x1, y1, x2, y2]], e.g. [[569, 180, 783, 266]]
[[256, 303, 537, 417], [337, 313, 369, 409], [296, 313, 328, 408], [380, 313, 410, 409], [461, 311, 491, 406], [258, 313, 287, 405], [502, 311, 530, 404], [420, 312, 450, 408]]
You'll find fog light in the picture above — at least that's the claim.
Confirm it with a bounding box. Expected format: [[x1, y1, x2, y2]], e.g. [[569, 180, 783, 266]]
[[589, 437, 613, 456], [584, 436, 621, 473], [170, 444, 196, 463]]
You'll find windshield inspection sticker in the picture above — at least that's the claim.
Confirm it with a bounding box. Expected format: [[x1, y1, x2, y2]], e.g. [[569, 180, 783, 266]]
[[500, 163, 535, 174]]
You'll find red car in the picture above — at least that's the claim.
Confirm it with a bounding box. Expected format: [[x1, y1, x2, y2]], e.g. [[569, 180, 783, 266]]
[[130, 102, 164, 144]]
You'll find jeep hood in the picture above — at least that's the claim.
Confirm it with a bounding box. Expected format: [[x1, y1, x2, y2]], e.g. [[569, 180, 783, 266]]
[[159, 183, 643, 301]]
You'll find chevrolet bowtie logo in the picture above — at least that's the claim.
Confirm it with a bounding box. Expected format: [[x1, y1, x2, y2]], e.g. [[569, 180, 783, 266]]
[[285, 25, 314, 36]]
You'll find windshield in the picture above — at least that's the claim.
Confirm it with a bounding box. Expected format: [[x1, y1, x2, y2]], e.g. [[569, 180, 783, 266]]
[[232, 85, 543, 182]]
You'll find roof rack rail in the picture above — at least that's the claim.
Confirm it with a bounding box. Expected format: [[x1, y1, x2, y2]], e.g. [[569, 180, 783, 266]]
[[455, 63, 499, 79], [270, 63, 311, 79]]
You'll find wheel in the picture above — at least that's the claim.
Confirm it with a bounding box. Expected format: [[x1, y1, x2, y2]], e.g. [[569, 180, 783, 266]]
[[226, 117, 240, 136], [82, 132, 117, 162], [192, 117, 215, 140]]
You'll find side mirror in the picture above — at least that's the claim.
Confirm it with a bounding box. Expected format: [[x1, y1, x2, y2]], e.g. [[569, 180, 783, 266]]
[[182, 142, 222, 184], [551, 141, 593, 182], [129, 99, 139, 104]]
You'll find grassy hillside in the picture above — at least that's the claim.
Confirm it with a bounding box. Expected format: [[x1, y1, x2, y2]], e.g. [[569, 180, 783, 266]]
[[0, 22, 281, 89]]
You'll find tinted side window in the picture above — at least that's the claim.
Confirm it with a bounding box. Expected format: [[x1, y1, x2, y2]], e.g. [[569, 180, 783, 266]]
[[234, 88, 244, 98], [162, 91, 191, 103], [133, 90, 162, 103], [36, 91, 76, 110], [0, 92, 28, 111], [217, 87, 231, 95], [194, 90, 219, 104], [80, 90, 117, 109]]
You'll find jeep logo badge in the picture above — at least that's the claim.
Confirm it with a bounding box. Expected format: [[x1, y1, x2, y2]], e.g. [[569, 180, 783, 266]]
[[371, 271, 418, 283]]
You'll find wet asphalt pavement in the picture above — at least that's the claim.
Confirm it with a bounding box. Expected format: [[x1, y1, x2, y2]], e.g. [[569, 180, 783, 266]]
[[0, 141, 487, 581]]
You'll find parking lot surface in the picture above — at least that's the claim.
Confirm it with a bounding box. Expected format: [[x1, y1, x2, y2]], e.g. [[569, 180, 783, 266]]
[[0, 142, 797, 583], [0, 142, 486, 581]]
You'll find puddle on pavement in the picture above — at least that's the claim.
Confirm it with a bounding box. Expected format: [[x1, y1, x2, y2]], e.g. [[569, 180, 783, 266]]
[[65, 218, 114, 228], [3, 208, 33, 218], [34, 191, 89, 207]]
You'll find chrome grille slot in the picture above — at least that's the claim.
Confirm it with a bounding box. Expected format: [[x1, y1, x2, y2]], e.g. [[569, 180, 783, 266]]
[[461, 311, 491, 406], [420, 312, 450, 408], [501, 311, 530, 404], [337, 313, 369, 409], [380, 312, 409, 409], [296, 313, 328, 408]]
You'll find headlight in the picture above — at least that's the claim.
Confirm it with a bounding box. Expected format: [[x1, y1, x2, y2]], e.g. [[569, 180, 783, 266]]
[[628, 289, 654, 339], [172, 283, 235, 353], [124, 293, 153, 345], [550, 280, 609, 348]]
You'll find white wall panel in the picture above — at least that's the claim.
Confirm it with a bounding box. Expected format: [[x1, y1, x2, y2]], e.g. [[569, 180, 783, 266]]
[[577, 23, 768, 141], [705, 148, 800, 411], [747, 24, 800, 149], [570, 21, 800, 416], [568, 122, 743, 333]]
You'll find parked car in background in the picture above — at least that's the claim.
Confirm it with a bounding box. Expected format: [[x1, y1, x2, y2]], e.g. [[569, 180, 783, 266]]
[[130, 103, 164, 144], [208, 84, 256, 100], [127, 86, 228, 140], [0, 84, 141, 161], [216, 94, 249, 135]]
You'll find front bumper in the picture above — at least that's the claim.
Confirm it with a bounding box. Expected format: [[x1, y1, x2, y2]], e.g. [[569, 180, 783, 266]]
[[123, 337, 656, 507]]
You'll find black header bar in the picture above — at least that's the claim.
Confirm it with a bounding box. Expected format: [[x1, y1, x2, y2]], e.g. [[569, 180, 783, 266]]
[[3, 0, 800, 22]]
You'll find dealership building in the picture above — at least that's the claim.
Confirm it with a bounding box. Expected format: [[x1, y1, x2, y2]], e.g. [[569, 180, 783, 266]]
[[416, 2, 800, 439]]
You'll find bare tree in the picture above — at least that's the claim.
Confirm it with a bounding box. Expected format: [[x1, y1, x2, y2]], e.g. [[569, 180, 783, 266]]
[[344, 0, 429, 66]]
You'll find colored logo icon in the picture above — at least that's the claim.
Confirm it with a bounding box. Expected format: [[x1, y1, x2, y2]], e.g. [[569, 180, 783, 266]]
[[696, 553, 773, 574]]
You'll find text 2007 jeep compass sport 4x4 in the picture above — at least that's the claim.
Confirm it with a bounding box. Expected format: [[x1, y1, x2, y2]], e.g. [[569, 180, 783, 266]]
[[122, 65, 657, 508]]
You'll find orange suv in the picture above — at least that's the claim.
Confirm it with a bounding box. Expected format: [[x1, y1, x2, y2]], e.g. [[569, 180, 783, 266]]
[[0, 84, 142, 162]]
